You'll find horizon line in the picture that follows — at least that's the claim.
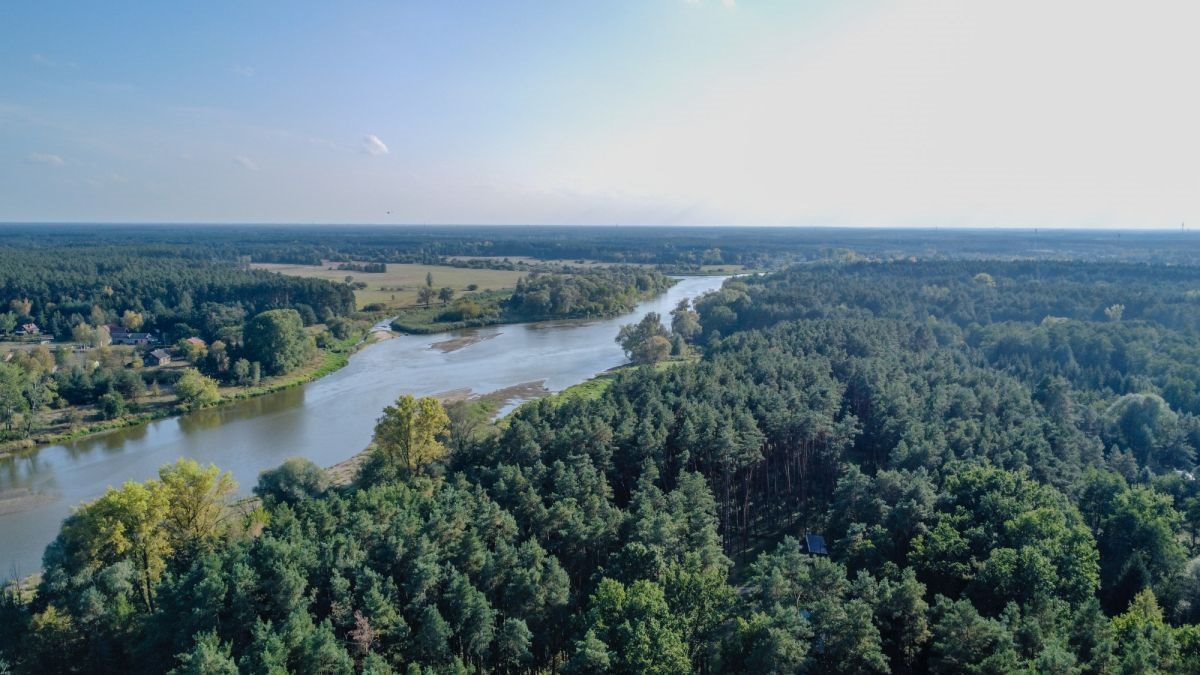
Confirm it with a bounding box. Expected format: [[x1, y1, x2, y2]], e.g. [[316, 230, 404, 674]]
[[0, 221, 1193, 233]]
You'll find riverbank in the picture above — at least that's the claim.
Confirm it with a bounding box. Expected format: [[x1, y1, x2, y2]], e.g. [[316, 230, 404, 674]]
[[391, 269, 679, 334], [324, 379, 550, 485], [321, 358, 698, 486], [0, 276, 728, 576], [389, 296, 679, 335], [0, 331, 377, 462], [522, 355, 698, 407]]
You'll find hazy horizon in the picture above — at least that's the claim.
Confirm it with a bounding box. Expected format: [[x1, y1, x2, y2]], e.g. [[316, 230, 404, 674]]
[[3, 1, 1198, 228]]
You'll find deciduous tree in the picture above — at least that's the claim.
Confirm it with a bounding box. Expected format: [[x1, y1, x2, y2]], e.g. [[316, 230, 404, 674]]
[[175, 368, 220, 410], [243, 309, 313, 375], [372, 395, 450, 474]]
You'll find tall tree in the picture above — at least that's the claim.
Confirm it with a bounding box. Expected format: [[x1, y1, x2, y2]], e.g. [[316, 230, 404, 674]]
[[53, 480, 172, 612], [0, 363, 28, 433], [372, 395, 450, 475], [617, 313, 671, 364], [243, 309, 313, 375], [157, 459, 236, 563]]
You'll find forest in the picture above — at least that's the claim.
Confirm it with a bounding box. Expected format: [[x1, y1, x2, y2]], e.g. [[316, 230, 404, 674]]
[[8, 256, 1200, 673], [0, 246, 355, 343]]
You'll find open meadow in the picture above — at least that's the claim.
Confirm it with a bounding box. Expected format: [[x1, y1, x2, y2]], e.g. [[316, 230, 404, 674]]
[[252, 262, 527, 309]]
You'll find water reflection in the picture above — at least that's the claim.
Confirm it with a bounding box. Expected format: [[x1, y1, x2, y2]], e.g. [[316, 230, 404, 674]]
[[179, 408, 224, 435]]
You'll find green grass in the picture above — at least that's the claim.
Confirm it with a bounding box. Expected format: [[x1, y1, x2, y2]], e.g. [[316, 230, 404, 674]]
[[253, 262, 526, 310], [222, 349, 349, 402], [388, 290, 510, 334], [521, 355, 699, 413], [553, 374, 618, 403]]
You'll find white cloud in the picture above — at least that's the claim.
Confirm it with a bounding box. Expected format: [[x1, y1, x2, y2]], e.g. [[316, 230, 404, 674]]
[[31, 53, 76, 68], [26, 152, 64, 167], [232, 64, 256, 78], [362, 134, 389, 156], [233, 155, 260, 171], [722, 0, 736, 8]]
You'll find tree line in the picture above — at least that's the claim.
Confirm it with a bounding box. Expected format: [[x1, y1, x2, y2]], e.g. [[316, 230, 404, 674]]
[[7, 224, 1197, 271], [0, 246, 354, 345], [392, 268, 677, 334]]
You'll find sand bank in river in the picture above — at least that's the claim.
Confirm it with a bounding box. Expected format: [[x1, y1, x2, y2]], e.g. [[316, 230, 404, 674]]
[[429, 332, 500, 353], [0, 488, 57, 516]]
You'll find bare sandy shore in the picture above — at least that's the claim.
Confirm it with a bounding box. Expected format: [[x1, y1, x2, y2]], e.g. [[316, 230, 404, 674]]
[[430, 332, 500, 353]]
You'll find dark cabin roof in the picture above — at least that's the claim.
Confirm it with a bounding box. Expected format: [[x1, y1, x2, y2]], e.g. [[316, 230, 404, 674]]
[[804, 534, 828, 556]]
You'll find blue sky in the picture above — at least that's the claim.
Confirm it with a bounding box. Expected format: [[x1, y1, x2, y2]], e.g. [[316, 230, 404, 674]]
[[2, 1, 1197, 227]]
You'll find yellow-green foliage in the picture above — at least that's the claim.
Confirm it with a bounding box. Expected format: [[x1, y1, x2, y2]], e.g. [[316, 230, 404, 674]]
[[55, 459, 235, 611], [175, 368, 220, 411], [373, 395, 451, 474]]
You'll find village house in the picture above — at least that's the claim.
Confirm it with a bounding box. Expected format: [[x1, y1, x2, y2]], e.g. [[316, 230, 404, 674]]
[[106, 324, 159, 346], [146, 348, 172, 366], [15, 323, 39, 336]]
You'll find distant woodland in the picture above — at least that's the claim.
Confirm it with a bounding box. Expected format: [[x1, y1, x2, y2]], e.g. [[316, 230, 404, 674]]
[[1, 223, 1197, 269]]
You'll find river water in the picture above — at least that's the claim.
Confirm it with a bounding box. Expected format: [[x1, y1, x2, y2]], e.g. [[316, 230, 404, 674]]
[[0, 276, 726, 576]]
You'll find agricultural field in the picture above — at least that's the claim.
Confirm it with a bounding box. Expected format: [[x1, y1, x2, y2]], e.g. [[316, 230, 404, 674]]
[[252, 262, 527, 309]]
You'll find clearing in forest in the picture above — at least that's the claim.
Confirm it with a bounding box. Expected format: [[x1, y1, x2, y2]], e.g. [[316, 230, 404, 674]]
[[253, 262, 527, 309]]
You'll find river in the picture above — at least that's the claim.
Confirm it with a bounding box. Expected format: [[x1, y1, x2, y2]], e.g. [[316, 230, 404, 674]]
[[0, 276, 726, 576]]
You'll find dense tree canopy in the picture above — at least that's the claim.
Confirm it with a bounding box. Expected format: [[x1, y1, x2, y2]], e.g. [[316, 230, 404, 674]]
[[0, 245, 354, 344], [241, 309, 314, 376], [10, 258, 1200, 672]]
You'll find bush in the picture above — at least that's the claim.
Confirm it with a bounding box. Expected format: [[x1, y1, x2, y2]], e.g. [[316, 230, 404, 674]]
[[98, 391, 127, 419], [175, 368, 220, 410], [254, 458, 329, 507]]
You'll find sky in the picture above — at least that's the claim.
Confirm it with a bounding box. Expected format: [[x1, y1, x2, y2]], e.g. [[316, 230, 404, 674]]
[[1, 0, 1198, 228]]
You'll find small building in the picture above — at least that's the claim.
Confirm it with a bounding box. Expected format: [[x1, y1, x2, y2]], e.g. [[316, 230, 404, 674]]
[[16, 323, 39, 336], [802, 533, 828, 556], [186, 337, 207, 348], [146, 348, 172, 366], [111, 330, 158, 346]]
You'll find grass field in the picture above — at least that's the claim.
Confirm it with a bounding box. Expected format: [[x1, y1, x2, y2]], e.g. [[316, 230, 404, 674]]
[[253, 262, 527, 310]]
